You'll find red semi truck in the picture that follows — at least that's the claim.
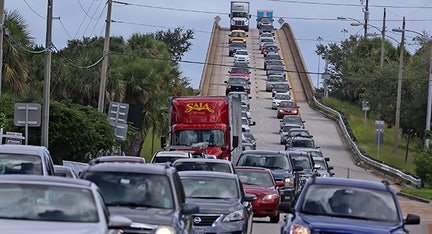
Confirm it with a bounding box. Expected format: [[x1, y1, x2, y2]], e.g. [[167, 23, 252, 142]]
[[164, 96, 242, 162]]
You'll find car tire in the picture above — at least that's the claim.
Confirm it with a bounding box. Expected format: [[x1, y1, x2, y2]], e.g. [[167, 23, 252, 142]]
[[270, 213, 280, 223]]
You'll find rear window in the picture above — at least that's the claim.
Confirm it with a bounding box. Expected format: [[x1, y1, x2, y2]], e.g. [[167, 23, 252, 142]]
[[0, 154, 43, 175]]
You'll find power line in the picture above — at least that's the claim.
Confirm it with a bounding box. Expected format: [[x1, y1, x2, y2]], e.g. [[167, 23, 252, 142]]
[[111, 20, 211, 34], [112, 1, 227, 15], [23, 0, 45, 19], [269, 0, 432, 9]]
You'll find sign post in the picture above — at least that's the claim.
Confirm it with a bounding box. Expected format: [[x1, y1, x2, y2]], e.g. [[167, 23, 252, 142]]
[[375, 120, 385, 158], [14, 103, 41, 145]]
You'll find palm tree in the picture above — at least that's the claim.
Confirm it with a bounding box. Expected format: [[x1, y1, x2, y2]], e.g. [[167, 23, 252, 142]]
[[2, 10, 33, 96]]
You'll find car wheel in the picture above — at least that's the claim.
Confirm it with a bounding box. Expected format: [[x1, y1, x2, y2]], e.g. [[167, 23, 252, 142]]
[[270, 213, 280, 223]]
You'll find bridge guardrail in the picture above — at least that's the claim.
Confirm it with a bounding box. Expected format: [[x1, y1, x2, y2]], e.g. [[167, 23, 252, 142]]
[[313, 96, 422, 188]]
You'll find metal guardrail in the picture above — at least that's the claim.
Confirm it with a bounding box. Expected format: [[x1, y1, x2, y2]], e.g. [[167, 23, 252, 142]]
[[313, 96, 422, 188]]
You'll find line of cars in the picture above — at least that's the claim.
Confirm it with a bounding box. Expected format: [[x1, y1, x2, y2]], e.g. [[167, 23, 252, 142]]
[[226, 28, 257, 150]]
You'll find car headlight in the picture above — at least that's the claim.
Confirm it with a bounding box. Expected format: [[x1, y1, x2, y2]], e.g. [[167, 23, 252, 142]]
[[263, 194, 279, 201], [290, 224, 310, 234], [284, 177, 295, 187], [155, 226, 175, 234], [222, 210, 244, 222]]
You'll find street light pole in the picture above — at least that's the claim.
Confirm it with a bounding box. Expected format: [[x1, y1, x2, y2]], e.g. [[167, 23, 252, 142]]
[[393, 17, 405, 153]]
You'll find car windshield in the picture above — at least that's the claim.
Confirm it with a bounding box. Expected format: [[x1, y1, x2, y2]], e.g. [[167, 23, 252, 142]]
[[173, 129, 224, 147], [228, 78, 248, 84], [231, 31, 246, 37], [231, 67, 249, 74], [292, 139, 315, 148], [267, 76, 285, 82], [175, 162, 232, 173], [274, 93, 291, 100], [0, 183, 99, 222], [181, 177, 239, 199], [289, 130, 310, 137], [237, 170, 274, 186], [0, 154, 43, 175], [237, 154, 291, 170], [236, 50, 248, 55], [300, 184, 399, 222], [282, 115, 302, 123], [274, 84, 289, 90], [282, 125, 299, 132], [279, 101, 296, 108], [269, 65, 285, 71], [313, 158, 327, 170], [266, 55, 281, 60], [83, 172, 174, 209], [290, 155, 312, 169], [231, 41, 245, 48]]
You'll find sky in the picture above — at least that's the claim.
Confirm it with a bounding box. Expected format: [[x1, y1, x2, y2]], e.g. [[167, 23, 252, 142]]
[[6, 0, 432, 89]]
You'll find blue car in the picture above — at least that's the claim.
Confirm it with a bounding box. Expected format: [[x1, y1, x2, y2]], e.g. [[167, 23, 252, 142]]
[[279, 177, 420, 234]]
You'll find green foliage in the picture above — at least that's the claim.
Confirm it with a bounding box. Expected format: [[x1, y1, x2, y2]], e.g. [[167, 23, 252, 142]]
[[150, 27, 194, 61], [414, 150, 432, 186], [47, 100, 115, 164]]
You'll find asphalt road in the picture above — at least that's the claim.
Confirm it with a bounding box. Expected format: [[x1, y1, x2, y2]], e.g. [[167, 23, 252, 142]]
[[206, 26, 431, 233]]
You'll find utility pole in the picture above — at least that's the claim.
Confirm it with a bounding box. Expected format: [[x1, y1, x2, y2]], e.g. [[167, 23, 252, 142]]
[[42, 0, 53, 148], [380, 8, 386, 69], [425, 39, 432, 149], [97, 0, 112, 113], [0, 0, 4, 98], [393, 17, 405, 153], [363, 0, 369, 39]]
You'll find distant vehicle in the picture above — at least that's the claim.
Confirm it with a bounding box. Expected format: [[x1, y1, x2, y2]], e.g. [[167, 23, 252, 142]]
[[233, 49, 250, 63], [256, 10, 273, 28], [173, 158, 235, 174], [241, 116, 256, 132], [272, 92, 292, 109], [0, 175, 132, 233], [259, 24, 275, 35], [313, 156, 335, 177], [151, 150, 194, 164], [235, 166, 283, 223], [80, 163, 199, 234], [225, 76, 251, 94], [229, 1, 251, 31], [228, 91, 251, 109], [283, 128, 311, 144], [259, 37, 275, 52], [277, 101, 299, 118], [229, 29, 248, 44], [264, 59, 284, 70], [179, 171, 256, 234], [280, 115, 305, 130], [266, 75, 286, 92], [0, 144, 55, 176], [259, 32, 275, 40], [272, 82, 291, 97], [229, 40, 246, 56], [242, 132, 257, 146], [242, 142, 256, 151], [53, 165, 78, 178], [229, 66, 251, 79], [285, 136, 318, 151], [89, 155, 146, 165], [235, 150, 302, 203], [287, 150, 319, 190], [279, 177, 420, 234], [266, 64, 286, 77], [263, 44, 279, 57], [280, 124, 305, 144]]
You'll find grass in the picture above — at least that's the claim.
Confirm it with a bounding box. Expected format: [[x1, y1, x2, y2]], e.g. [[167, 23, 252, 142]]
[[320, 97, 419, 175], [140, 128, 161, 163]]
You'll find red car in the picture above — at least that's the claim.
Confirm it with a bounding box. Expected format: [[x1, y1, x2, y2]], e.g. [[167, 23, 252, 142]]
[[277, 100, 299, 118], [235, 166, 284, 223]]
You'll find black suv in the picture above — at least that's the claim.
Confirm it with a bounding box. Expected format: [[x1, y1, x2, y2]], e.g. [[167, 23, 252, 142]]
[[225, 76, 251, 95], [235, 150, 302, 203], [80, 163, 199, 234]]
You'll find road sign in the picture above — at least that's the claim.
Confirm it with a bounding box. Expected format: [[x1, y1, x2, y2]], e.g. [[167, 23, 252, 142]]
[[14, 103, 41, 127], [107, 102, 129, 140]]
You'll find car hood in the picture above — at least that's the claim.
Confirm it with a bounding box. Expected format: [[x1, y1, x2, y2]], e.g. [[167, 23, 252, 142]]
[[186, 198, 242, 214], [243, 184, 277, 195], [298, 214, 404, 234], [109, 206, 176, 226], [0, 220, 108, 234]]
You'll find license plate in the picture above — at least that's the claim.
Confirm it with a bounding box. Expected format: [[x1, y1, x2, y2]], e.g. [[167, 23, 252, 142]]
[[194, 228, 205, 234]]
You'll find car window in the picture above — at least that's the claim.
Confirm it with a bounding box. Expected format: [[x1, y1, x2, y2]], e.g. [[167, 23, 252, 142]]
[[237, 154, 290, 170], [279, 101, 296, 108], [0, 154, 43, 175], [175, 162, 232, 173], [83, 172, 174, 209], [301, 184, 399, 221], [236, 170, 273, 186], [181, 177, 239, 199], [0, 183, 99, 222]]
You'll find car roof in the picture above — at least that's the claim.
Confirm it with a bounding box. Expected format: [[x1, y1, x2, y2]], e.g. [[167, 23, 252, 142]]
[[173, 158, 233, 165], [240, 149, 288, 156], [89, 155, 146, 164], [82, 162, 174, 175], [0, 174, 92, 187], [154, 150, 192, 157], [0, 144, 49, 155], [178, 170, 238, 179], [308, 177, 396, 192], [235, 166, 272, 173]]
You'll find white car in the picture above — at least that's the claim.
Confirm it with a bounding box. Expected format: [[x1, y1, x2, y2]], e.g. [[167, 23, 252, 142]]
[[272, 92, 292, 109], [233, 49, 250, 63]]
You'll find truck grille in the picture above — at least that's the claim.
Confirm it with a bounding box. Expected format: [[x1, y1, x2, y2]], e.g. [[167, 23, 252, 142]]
[[234, 20, 245, 26]]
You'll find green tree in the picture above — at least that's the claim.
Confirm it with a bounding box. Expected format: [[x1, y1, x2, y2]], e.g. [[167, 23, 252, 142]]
[[2, 10, 33, 95], [150, 27, 194, 62]]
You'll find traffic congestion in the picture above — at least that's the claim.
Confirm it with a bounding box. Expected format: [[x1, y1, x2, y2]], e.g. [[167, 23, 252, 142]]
[[0, 1, 429, 234]]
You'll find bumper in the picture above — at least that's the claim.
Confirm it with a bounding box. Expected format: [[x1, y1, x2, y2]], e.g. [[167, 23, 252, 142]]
[[280, 187, 296, 202], [193, 220, 246, 234], [252, 201, 279, 217]]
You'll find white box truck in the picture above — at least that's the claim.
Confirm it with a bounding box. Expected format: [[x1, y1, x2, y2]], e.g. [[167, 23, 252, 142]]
[[229, 1, 251, 32]]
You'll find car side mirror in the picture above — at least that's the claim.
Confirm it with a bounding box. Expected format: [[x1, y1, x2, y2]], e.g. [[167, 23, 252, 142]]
[[325, 157, 330, 161], [182, 203, 200, 215], [328, 166, 334, 170], [244, 193, 257, 202], [250, 121, 256, 126]]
